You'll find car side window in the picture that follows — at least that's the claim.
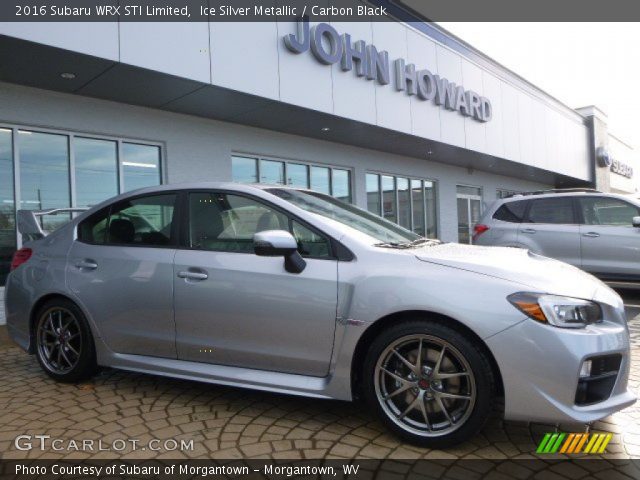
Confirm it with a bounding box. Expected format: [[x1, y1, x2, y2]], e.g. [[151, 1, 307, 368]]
[[579, 197, 640, 226], [493, 201, 527, 223], [292, 221, 331, 258], [188, 192, 332, 257], [78, 194, 176, 246], [189, 192, 289, 253], [527, 197, 576, 224]]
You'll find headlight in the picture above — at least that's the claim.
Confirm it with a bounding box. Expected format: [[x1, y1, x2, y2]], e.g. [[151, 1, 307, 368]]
[[507, 292, 602, 329]]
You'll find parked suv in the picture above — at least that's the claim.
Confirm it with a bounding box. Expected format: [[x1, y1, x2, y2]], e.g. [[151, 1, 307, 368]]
[[474, 189, 640, 283], [4, 183, 635, 447]]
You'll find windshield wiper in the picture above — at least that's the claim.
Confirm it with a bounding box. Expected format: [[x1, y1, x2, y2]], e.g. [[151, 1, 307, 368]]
[[375, 238, 442, 249]]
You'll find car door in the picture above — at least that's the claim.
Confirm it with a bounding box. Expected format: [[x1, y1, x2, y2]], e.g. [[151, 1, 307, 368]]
[[67, 193, 178, 358], [519, 196, 581, 267], [578, 196, 640, 280], [173, 190, 338, 377]]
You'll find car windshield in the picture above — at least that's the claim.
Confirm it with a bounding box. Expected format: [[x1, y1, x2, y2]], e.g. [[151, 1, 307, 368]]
[[267, 188, 422, 245]]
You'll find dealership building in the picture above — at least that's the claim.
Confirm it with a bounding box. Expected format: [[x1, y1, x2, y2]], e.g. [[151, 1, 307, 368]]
[[0, 16, 638, 290]]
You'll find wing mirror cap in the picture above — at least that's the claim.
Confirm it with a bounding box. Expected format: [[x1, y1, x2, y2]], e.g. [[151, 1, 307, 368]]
[[254, 230, 298, 256], [253, 230, 306, 274], [633, 216, 640, 228]]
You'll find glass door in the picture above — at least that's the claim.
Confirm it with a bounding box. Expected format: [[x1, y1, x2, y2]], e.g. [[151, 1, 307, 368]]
[[456, 186, 483, 244]]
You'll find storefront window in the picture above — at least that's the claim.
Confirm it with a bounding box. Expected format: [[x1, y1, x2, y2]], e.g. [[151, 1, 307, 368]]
[[19, 130, 71, 231], [332, 169, 351, 203], [259, 159, 284, 185], [0, 129, 14, 285], [74, 137, 118, 208], [311, 166, 331, 195], [397, 177, 411, 229], [381, 175, 397, 224], [366, 174, 381, 215], [232, 156, 352, 202], [411, 179, 425, 236], [425, 181, 437, 238], [231, 156, 257, 183], [367, 173, 438, 239], [287, 163, 309, 188], [122, 143, 161, 192]]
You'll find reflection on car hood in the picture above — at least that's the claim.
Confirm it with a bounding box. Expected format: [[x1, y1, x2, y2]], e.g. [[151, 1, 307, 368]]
[[415, 243, 607, 300]]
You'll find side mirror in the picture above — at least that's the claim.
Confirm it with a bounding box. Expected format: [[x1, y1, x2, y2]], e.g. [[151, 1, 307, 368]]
[[633, 216, 640, 228], [253, 230, 306, 274]]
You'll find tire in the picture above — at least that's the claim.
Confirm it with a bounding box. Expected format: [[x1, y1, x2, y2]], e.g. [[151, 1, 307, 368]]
[[362, 320, 495, 448], [34, 298, 98, 383]]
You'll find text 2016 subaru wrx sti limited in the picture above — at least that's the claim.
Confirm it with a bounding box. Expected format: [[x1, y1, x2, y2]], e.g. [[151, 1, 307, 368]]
[[4, 183, 635, 447]]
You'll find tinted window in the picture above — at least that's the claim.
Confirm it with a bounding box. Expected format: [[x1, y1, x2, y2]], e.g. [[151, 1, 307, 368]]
[[78, 194, 176, 246], [189, 192, 288, 253], [580, 197, 640, 226], [493, 201, 527, 223], [527, 197, 576, 224], [189, 192, 331, 257], [292, 220, 330, 258]]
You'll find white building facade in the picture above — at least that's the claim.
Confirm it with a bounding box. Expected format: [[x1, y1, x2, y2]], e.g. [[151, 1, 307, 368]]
[[0, 18, 636, 285]]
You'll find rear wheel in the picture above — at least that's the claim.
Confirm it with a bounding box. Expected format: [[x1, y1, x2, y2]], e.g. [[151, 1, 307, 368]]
[[35, 299, 97, 383], [363, 320, 495, 448]]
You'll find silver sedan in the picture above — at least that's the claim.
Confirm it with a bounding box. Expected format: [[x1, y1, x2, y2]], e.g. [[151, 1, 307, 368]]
[[4, 183, 635, 447]]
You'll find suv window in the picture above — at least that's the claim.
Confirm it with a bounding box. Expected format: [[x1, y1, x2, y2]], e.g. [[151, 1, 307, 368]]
[[493, 201, 527, 223], [527, 197, 576, 224], [78, 194, 176, 246], [579, 197, 640, 226], [188, 192, 331, 258]]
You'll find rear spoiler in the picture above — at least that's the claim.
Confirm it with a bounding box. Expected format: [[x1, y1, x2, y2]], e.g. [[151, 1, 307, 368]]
[[17, 208, 89, 240]]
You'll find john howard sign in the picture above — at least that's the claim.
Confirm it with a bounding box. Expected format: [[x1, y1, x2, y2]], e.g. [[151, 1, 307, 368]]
[[284, 20, 493, 123]]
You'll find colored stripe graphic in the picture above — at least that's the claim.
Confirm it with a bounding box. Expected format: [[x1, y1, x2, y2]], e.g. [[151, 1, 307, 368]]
[[537, 432, 611, 454], [574, 433, 589, 453]]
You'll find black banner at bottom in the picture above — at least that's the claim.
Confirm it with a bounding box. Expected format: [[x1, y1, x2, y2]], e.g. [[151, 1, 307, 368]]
[[1, 459, 639, 479]]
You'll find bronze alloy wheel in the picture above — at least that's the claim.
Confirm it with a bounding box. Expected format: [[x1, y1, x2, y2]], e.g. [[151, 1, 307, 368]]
[[36, 307, 83, 375], [374, 334, 476, 437]]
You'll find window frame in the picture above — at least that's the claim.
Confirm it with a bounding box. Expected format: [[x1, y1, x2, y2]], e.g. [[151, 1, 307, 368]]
[[492, 199, 529, 223], [231, 153, 354, 202], [180, 189, 347, 261], [523, 196, 580, 225], [366, 170, 439, 237], [0, 121, 165, 251], [76, 191, 181, 249]]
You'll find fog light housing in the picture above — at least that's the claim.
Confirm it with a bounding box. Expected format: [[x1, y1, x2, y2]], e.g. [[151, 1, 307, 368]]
[[579, 360, 592, 378]]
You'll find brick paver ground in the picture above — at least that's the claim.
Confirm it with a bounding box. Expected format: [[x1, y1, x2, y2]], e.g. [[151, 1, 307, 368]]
[[0, 306, 638, 465]]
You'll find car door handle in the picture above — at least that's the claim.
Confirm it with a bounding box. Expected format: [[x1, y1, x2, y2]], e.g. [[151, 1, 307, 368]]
[[177, 270, 208, 281], [75, 259, 98, 270], [582, 232, 600, 238], [520, 228, 536, 234]]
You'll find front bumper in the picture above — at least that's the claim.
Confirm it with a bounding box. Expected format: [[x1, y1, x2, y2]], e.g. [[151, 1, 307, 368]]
[[487, 311, 635, 424]]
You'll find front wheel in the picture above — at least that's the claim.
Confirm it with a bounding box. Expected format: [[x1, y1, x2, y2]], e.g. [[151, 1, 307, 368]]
[[363, 320, 495, 448], [35, 299, 97, 383]]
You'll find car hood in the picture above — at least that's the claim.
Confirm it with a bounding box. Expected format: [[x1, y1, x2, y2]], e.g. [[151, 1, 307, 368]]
[[415, 243, 609, 301]]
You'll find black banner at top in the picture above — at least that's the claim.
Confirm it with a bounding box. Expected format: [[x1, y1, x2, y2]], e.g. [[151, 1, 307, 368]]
[[3, 0, 640, 22]]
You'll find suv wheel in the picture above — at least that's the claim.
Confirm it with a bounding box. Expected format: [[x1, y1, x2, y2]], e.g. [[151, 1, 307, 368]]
[[35, 299, 97, 383], [363, 320, 495, 448]]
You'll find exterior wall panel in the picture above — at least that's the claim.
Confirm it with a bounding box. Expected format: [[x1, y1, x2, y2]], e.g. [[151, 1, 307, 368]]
[[0, 21, 119, 60], [210, 22, 280, 100], [406, 29, 440, 141], [119, 22, 211, 83], [435, 45, 465, 148], [371, 22, 412, 134]]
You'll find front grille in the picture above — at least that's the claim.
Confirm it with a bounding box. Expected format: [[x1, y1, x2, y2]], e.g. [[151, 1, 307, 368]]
[[575, 354, 622, 406]]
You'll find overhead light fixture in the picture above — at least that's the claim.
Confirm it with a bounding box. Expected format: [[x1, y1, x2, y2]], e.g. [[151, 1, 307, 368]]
[[321, 127, 331, 132], [122, 161, 157, 169], [60, 72, 76, 79]]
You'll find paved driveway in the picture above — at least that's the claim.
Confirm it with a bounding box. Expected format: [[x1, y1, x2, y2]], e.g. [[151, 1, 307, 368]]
[[0, 294, 638, 464]]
